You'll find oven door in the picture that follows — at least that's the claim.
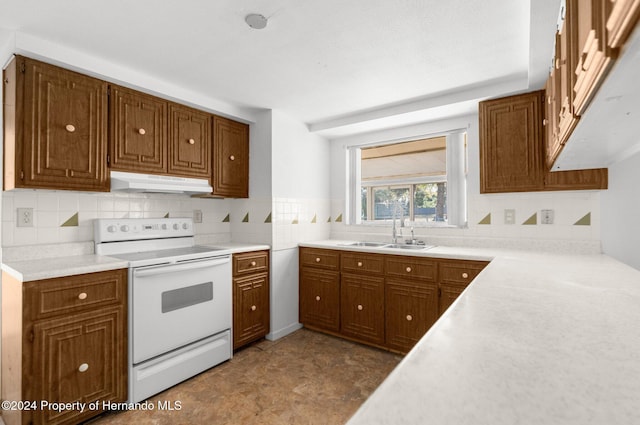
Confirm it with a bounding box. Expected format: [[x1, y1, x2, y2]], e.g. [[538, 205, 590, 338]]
[[132, 255, 231, 364]]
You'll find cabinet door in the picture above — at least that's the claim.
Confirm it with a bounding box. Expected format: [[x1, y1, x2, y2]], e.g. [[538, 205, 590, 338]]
[[573, 0, 615, 115], [340, 273, 384, 345], [168, 103, 211, 178], [212, 116, 249, 198], [20, 56, 108, 191], [544, 68, 562, 169], [233, 273, 270, 349], [439, 283, 466, 316], [29, 306, 126, 425], [299, 267, 340, 332], [479, 91, 545, 193], [110, 85, 167, 173], [607, 0, 640, 48], [557, 4, 580, 146], [385, 279, 438, 353]]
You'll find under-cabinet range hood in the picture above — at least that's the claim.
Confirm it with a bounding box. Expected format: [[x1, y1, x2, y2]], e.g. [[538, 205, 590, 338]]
[[110, 171, 213, 195]]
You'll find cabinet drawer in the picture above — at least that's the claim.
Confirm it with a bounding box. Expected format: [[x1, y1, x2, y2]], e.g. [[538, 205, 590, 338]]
[[234, 250, 269, 275], [385, 256, 437, 281], [24, 269, 127, 320], [439, 260, 488, 285], [341, 252, 384, 275], [300, 248, 340, 270]]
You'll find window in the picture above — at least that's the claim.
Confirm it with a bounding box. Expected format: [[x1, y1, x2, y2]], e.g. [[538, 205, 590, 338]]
[[347, 132, 466, 227]]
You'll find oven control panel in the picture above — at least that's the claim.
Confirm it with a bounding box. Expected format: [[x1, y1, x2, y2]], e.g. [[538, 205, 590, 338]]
[[94, 218, 194, 242]]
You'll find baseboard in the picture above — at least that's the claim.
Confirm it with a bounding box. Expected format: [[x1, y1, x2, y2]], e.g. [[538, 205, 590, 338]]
[[266, 322, 303, 341]]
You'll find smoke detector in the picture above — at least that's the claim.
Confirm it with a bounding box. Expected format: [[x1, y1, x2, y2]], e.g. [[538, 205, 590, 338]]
[[245, 14, 268, 29]]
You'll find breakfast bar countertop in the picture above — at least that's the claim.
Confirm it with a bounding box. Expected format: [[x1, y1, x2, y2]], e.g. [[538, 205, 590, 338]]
[[298, 241, 640, 425]]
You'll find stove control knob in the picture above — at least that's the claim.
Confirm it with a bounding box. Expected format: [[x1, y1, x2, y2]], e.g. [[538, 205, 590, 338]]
[[182, 223, 189, 230], [173, 223, 179, 230], [161, 224, 168, 230], [106, 225, 117, 233], [120, 225, 130, 232]]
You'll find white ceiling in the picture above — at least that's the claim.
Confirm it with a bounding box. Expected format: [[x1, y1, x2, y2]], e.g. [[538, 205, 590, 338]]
[[0, 0, 560, 139]]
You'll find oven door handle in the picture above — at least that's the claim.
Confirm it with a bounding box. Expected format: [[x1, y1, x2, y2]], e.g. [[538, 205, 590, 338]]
[[133, 256, 230, 278]]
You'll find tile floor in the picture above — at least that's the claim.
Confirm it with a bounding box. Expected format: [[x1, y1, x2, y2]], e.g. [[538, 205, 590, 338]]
[[86, 329, 402, 425]]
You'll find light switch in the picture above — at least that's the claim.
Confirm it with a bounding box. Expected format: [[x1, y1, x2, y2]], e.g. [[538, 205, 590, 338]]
[[193, 209, 203, 223]]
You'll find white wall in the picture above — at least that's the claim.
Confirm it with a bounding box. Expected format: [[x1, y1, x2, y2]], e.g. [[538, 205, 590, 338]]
[[330, 114, 603, 253], [601, 150, 640, 270], [267, 109, 331, 340]]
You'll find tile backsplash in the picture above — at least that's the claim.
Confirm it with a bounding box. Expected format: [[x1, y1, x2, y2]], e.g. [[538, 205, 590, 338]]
[[1, 190, 235, 247], [330, 191, 603, 253]]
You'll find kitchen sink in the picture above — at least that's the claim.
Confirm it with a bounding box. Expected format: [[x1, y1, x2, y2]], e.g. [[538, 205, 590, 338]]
[[384, 244, 434, 250], [339, 241, 389, 247]]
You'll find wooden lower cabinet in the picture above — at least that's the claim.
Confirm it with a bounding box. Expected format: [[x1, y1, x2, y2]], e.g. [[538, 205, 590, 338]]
[[340, 273, 385, 346], [1, 269, 127, 425], [232, 251, 270, 350], [298, 247, 490, 355], [299, 267, 340, 332], [385, 279, 439, 353], [439, 259, 489, 315]]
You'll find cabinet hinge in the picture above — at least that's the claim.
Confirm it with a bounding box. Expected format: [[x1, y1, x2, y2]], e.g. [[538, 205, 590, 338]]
[[20, 61, 25, 73], [107, 154, 110, 166], [107, 86, 111, 96], [29, 330, 34, 343], [20, 170, 24, 180]]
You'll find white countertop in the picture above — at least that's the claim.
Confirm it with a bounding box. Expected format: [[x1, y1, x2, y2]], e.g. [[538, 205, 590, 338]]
[[1, 243, 270, 282], [305, 240, 640, 424]]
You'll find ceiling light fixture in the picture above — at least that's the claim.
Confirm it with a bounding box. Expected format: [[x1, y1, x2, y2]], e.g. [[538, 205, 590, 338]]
[[245, 13, 268, 29]]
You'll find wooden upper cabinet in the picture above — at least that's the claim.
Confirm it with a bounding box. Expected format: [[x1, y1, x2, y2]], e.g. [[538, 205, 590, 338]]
[[110, 85, 167, 174], [168, 103, 211, 178], [606, 0, 640, 48], [573, 0, 616, 115], [545, 36, 562, 169], [212, 116, 249, 198], [479, 91, 545, 193], [481, 90, 607, 192], [4, 55, 109, 191]]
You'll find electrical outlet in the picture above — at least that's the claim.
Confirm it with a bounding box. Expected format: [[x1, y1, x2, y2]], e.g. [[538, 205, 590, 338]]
[[541, 209, 554, 224], [193, 209, 203, 223], [17, 208, 34, 227], [504, 209, 516, 225]]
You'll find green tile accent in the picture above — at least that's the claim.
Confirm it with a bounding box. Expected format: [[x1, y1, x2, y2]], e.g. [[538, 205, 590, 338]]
[[327, 216, 332, 223], [335, 214, 343, 223], [164, 213, 170, 218], [292, 217, 299, 224], [222, 214, 230, 223], [61, 212, 79, 227], [264, 212, 272, 223], [478, 213, 491, 225], [242, 213, 249, 223], [311, 214, 317, 224], [523, 213, 537, 225], [574, 212, 591, 226]]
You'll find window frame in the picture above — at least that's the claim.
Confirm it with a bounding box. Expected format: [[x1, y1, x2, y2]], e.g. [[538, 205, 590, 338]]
[[346, 130, 467, 227]]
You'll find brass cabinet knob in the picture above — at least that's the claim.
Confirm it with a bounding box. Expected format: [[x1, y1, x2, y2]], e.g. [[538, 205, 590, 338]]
[[315, 257, 321, 262], [250, 261, 257, 266], [65, 124, 76, 132], [406, 315, 413, 321], [357, 304, 363, 311], [138, 128, 146, 135], [78, 292, 88, 300], [315, 295, 321, 301], [406, 266, 412, 273], [251, 305, 257, 311], [357, 261, 363, 267], [462, 272, 469, 279], [78, 363, 89, 372], [188, 138, 195, 145], [229, 155, 235, 161]]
